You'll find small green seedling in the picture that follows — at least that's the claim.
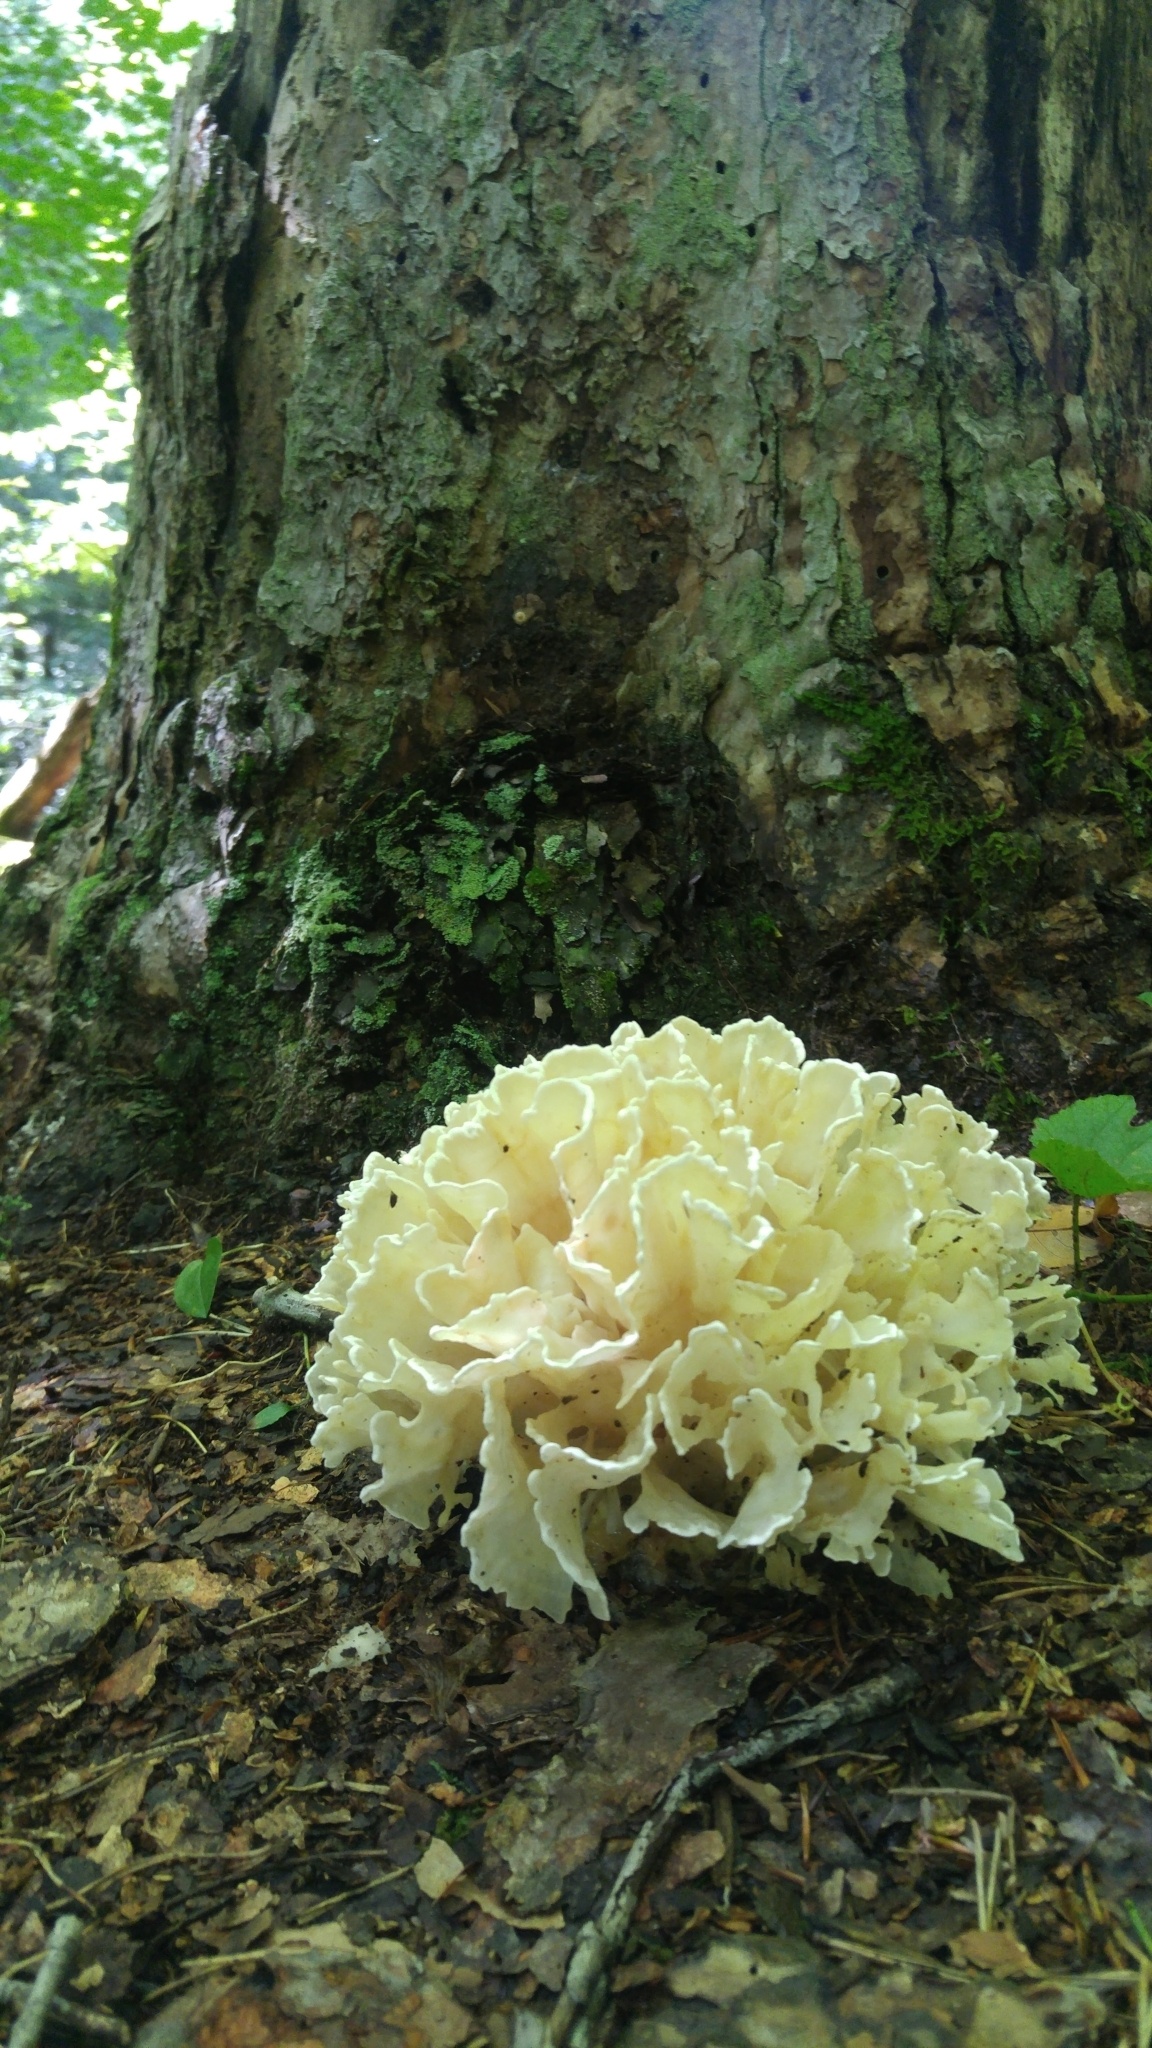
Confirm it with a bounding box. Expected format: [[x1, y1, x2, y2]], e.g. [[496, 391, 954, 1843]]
[[1031, 1097, 1152, 1276], [173, 1234, 223, 1318], [251, 1399, 293, 1430]]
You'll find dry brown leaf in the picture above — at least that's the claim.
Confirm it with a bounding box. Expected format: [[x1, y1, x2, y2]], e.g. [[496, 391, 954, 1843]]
[[1027, 1210, 1100, 1272], [950, 1926, 1039, 1977], [85, 1757, 155, 1838], [125, 1559, 249, 1612], [270, 1476, 319, 1508], [453, 1880, 564, 1931], [92, 1628, 168, 1708], [206, 1707, 255, 1767], [254, 1804, 307, 1851], [660, 1827, 727, 1890], [427, 1781, 470, 1808], [140, 1796, 195, 1852], [414, 1839, 465, 1900], [612, 1959, 664, 1993], [89, 1823, 134, 1875]]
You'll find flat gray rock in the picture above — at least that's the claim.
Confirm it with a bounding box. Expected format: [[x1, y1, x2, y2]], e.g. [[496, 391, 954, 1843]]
[[0, 1542, 122, 1694]]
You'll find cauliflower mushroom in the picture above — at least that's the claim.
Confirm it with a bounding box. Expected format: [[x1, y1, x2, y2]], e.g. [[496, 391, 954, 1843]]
[[306, 1016, 1086, 1618]]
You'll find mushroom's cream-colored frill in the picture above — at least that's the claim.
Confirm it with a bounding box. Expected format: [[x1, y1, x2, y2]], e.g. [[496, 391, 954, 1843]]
[[305, 1016, 1086, 1619]]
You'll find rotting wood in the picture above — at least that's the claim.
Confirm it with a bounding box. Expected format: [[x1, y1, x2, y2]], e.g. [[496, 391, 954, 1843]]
[[253, 1282, 333, 1336]]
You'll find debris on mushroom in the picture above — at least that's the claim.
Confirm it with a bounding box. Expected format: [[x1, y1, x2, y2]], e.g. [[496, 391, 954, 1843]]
[[306, 1016, 1086, 1618]]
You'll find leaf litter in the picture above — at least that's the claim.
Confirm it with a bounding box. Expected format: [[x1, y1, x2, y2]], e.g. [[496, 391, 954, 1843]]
[[0, 1176, 1151, 2044]]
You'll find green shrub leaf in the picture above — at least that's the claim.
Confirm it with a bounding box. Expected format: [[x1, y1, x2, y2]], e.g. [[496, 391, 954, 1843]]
[[251, 1400, 293, 1430], [1031, 1097, 1152, 1199], [173, 1234, 223, 1318]]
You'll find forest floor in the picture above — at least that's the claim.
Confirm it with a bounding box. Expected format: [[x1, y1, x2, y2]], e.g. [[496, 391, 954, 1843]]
[[2, 1174, 1152, 2048]]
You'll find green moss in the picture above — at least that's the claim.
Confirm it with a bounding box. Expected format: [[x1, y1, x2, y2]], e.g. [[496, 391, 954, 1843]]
[[802, 669, 966, 863], [965, 828, 1043, 933], [829, 551, 878, 661], [144, 725, 788, 1161], [57, 873, 113, 959], [1088, 567, 1128, 640], [802, 669, 1051, 932], [1109, 504, 1152, 576]]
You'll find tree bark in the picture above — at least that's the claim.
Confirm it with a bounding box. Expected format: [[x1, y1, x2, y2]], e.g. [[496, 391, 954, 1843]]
[[4, 0, 1152, 1231]]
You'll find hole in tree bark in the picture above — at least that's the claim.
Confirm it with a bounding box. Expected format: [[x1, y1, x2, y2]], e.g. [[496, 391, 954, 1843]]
[[387, 0, 449, 70], [985, 0, 1045, 271]]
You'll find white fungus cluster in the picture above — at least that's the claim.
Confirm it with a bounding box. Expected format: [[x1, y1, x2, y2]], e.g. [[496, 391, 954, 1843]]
[[306, 1016, 1086, 1619]]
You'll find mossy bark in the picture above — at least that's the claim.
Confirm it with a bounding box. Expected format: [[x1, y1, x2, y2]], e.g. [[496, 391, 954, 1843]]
[[4, 0, 1152, 1232]]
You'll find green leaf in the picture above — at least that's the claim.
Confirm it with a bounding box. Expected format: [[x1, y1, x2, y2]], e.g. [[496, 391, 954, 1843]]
[[1031, 1097, 1152, 1199], [173, 1234, 223, 1317], [251, 1400, 293, 1430], [1139, 992, 1152, 1009]]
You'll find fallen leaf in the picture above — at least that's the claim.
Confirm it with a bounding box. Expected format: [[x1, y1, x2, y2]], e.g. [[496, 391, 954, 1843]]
[[90, 1823, 134, 1875], [612, 1958, 664, 1993], [1027, 1209, 1101, 1271], [660, 1827, 726, 1890], [523, 1931, 574, 1993], [191, 1906, 276, 1955], [193, 1881, 279, 1948], [86, 1757, 155, 1838], [253, 1804, 306, 1851], [667, 1937, 815, 2004], [465, 1615, 583, 1729], [486, 1615, 770, 1911], [3, 1716, 43, 1749], [128, 1934, 472, 2048], [206, 1707, 255, 1766], [270, 1475, 318, 1507], [1117, 1190, 1152, 1227], [454, 1882, 564, 1931], [125, 1558, 246, 1611], [846, 1868, 880, 1902], [427, 1780, 469, 1808], [115, 1874, 168, 1923], [415, 1839, 466, 1900], [185, 1501, 295, 1545], [140, 1796, 195, 1851], [92, 1628, 168, 1707], [950, 1926, 1039, 1976]]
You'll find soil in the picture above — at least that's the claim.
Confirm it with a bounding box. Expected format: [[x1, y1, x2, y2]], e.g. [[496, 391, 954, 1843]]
[[2, 1169, 1152, 2048]]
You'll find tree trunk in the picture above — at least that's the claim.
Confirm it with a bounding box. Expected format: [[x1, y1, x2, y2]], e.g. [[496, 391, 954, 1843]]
[[4, 0, 1152, 1233]]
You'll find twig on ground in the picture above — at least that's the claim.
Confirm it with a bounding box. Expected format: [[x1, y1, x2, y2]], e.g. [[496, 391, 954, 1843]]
[[0, 1352, 21, 1461], [548, 1661, 922, 2048], [0, 1975, 129, 2044], [8, 1913, 84, 2048], [253, 1283, 333, 1335]]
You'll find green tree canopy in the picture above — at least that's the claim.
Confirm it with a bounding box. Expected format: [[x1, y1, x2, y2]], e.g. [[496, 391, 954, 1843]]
[[0, 0, 207, 428]]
